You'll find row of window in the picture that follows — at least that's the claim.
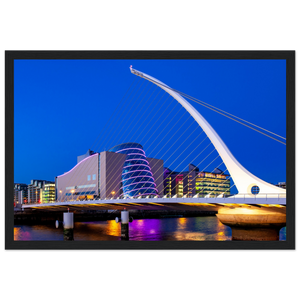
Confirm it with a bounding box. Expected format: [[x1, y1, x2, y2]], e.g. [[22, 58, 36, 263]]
[[124, 187, 157, 197], [124, 160, 150, 168], [87, 174, 97, 181], [66, 191, 96, 196], [123, 165, 151, 173], [196, 179, 229, 183], [122, 170, 153, 179], [123, 176, 155, 186], [66, 184, 96, 190], [196, 186, 230, 190], [196, 183, 230, 186], [123, 182, 156, 192]]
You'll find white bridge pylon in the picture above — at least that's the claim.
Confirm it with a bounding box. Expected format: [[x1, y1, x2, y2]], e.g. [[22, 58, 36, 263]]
[[130, 67, 285, 196]]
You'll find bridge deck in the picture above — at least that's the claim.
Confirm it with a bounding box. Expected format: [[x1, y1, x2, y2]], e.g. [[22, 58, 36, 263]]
[[21, 196, 286, 212]]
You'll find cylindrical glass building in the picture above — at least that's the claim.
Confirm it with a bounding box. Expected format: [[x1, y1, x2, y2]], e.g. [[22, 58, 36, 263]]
[[109, 143, 158, 198]]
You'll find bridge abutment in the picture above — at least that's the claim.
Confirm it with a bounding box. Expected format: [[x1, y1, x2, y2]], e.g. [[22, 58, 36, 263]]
[[216, 207, 286, 241]]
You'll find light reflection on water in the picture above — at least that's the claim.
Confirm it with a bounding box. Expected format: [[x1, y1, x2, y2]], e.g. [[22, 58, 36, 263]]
[[14, 216, 287, 241]]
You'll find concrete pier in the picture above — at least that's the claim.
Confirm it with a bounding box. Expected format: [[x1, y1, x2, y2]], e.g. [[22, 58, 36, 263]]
[[120, 210, 129, 240], [216, 207, 286, 241], [115, 209, 132, 240], [63, 212, 74, 241]]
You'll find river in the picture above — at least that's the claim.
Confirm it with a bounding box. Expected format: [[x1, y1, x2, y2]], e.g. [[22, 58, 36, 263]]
[[14, 216, 287, 241]]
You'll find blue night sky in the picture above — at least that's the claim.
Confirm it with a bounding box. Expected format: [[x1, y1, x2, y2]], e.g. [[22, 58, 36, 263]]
[[14, 59, 286, 193]]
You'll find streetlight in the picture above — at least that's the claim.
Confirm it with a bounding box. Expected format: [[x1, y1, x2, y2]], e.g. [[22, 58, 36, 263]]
[[59, 190, 62, 202], [71, 189, 74, 201], [111, 191, 115, 199]]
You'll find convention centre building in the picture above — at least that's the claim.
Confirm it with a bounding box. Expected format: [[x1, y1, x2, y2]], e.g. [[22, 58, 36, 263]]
[[56, 143, 164, 201]]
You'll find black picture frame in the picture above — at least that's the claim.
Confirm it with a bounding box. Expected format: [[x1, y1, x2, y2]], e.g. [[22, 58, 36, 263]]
[[1, 46, 298, 254]]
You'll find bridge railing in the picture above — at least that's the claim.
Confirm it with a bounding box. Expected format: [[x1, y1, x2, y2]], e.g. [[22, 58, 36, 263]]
[[23, 192, 286, 205], [225, 193, 286, 199], [224, 193, 286, 204]]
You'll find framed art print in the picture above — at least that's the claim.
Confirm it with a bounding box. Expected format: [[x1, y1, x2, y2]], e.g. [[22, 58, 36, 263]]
[[5, 51, 295, 249]]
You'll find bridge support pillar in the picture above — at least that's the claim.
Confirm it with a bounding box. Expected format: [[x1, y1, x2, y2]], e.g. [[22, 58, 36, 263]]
[[216, 207, 286, 241], [115, 209, 133, 240], [121, 210, 129, 240], [63, 212, 74, 241]]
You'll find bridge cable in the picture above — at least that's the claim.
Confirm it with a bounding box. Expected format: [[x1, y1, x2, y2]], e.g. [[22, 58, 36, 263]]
[[59, 78, 147, 201], [175, 89, 285, 141], [138, 73, 286, 141], [183, 96, 286, 145], [103, 77, 232, 196], [90, 76, 139, 150], [81, 81, 160, 198], [104, 99, 198, 197], [135, 73, 286, 145]]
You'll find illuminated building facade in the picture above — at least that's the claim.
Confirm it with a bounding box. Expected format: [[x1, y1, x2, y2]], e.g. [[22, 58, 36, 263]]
[[194, 168, 230, 197], [56, 144, 164, 201], [27, 180, 55, 203], [109, 143, 159, 198], [56, 151, 100, 201], [164, 168, 189, 197], [14, 183, 28, 204], [41, 182, 56, 203], [164, 164, 230, 197]]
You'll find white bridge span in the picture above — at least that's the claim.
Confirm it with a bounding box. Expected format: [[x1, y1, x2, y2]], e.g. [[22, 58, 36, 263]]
[[22, 194, 286, 212], [130, 67, 285, 196]]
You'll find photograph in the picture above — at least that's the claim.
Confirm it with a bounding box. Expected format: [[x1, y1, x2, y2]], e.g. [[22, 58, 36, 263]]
[[6, 51, 294, 249]]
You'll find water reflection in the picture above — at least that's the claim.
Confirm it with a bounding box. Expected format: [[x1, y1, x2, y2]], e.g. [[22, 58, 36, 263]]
[[129, 217, 231, 241], [178, 217, 187, 230], [106, 220, 120, 237], [14, 225, 63, 241], [14, 216, 287, 241], [216, 218, 229, 241]]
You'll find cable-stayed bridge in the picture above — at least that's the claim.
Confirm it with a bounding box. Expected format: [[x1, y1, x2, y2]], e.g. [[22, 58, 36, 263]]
[[22, 67, 286, 211]]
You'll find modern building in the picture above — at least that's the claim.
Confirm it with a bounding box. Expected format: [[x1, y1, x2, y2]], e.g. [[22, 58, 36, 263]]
[[164, 164, 230, 198], [27, 180, 55, 203], [14, 183, 28, 204], [109, 143, 159, 198], [276, 182, 286, 189], [194, 168, 231, 197], [41, 182, 56, 203], [56, 143, 164, 201]]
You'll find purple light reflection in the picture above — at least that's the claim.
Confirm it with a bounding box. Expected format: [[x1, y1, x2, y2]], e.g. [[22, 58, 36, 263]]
[[130, 218, 162, 241]]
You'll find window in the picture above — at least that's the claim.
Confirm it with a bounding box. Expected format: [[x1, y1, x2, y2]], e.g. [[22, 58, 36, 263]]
[[92, 174, 96, 180], [251, 185, 260, 195], [87, 175, 91, 181]]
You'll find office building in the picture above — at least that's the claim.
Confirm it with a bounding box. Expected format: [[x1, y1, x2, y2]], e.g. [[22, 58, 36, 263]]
[[14, 183, 28, 204], [56, 143, 164, 201], [41, 182, 56, 203], [164, 164, 230, 197], [27, 180, 55, 203]]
